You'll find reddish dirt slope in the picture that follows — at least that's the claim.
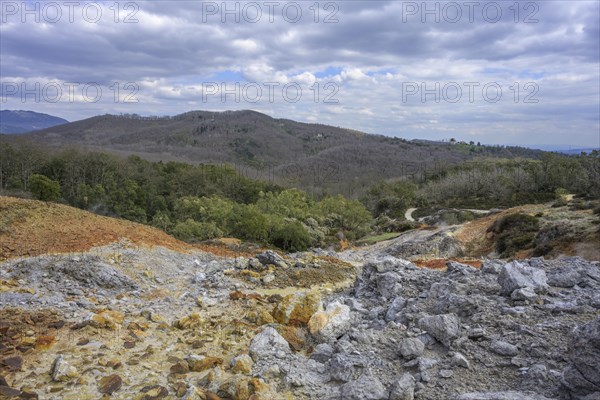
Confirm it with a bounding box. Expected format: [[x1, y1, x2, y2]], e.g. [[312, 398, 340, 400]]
[[0, 196, 193, 261]]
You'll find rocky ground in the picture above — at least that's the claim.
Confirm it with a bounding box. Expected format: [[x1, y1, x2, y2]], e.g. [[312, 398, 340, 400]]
[[1, 197, 599, 400], [1, 241, 599, 400]]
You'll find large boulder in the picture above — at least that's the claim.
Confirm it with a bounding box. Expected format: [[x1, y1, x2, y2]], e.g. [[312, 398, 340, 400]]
[[418, 314, 460, 347], [354, 256, 418, 298], [498, 262, 548, 296], [273, 292, 322, 327], [446, 261, 479, 275], [390, 373, 415, 400], [376, 272, 402, 299], [308, 301, 351, 342], [561, 316, 600, 398], [490, 340, 519, 357], [249, 327, 291, 361], [330, 354, 355, 382], [398, 338, 425, 360], [256, 250, 288, 269], [385, 296, 407, 322]]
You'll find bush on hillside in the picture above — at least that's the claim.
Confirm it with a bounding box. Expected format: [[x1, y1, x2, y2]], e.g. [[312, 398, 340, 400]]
[[269, 219, 312, 252], [490, 213, 540, 258], [29, 174, 61, 202], [172, 219, 223, 242]]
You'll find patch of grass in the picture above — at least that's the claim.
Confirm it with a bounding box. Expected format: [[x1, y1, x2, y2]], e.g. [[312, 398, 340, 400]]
[[0, 208, 27, 234], [358, 232, 403, 245]]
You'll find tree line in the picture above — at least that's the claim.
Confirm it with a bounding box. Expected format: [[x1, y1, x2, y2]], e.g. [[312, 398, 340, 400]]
[[362, 152, 600, 218], [0, 141, 372, 251]]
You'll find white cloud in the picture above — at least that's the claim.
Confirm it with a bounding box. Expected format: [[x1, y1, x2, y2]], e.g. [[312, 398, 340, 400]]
[[0, 0, 598, 147]]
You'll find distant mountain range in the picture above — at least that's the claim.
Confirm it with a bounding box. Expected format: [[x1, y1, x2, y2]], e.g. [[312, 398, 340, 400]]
[[3, 110, 546, 195], [0, 110, 68, 134]]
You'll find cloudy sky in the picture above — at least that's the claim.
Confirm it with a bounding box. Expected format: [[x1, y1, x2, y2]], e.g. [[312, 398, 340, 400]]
[[1, 0, 599, 148]]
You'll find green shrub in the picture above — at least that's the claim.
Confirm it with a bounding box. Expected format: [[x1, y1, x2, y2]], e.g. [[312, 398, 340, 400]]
[[491, 213, 540, 258], [29, 174, 61, 201], [269, 219, 312, 252], [256, 189, 310, 220], [227, 204, 269, 242], [172, 219, 223, 242], [313, 195, 372, 239], [151, 210, 173, 231], [374, 215, 418, 233], [7, 176, 23, 190], [173, 195, 234, 226]]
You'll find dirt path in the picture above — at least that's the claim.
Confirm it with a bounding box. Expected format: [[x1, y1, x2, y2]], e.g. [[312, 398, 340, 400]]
[[405, 207, 417, 221]]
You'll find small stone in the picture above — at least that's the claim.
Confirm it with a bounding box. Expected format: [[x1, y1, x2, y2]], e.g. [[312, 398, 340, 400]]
[[1, 356, 23, 371], [468, 327, 485, 340], [248, 258, 264, 271], [139, 385, 168, 399], [20, 337, 36, 346], [170, 360, 190, 374], [218, 374, 250, 400], [90, 310, 125, 330], [174, 312, 203, 330], [0, 386, 21, 397], [490, 340, 519, 357], [230, 291, 245, 300], [98, 374, 122, 394], [187, 355, 222, 372], [330, 354, 355, 382], [310, 343, 334, 363], [390, 373, 415, 400], [440, 369, 454, 378], [341, 374, 388, 400], [418, 358, 439, 372], [256, 251, 288, 269], [249, 327, 291, 361], [230, 354, 253, 374], [451, 352, 470, 369], [35, 335, 56, 350], [51, 356, 78, 382], [308, 301, 351, 342], [511, 287, 537, 301], [418, 314, 461, 347], [398, 338, 425, 360]]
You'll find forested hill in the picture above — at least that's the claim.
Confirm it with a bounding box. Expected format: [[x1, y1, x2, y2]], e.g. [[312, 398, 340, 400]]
[[0, 110, 68, 134], [9, 110, 545, 195]]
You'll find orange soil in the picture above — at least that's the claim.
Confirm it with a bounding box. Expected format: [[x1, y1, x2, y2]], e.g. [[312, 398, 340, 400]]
[[0, 196, 195, 261], [453, 205, 543, 257], [414, 259, 482, 270], [191, 243, 262, 259]]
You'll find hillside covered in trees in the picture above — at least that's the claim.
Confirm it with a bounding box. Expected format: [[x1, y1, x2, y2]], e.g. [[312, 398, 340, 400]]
[[1, 135, 598, 252], [4, 110, 548, 196], [0, 143, 372, 251]]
